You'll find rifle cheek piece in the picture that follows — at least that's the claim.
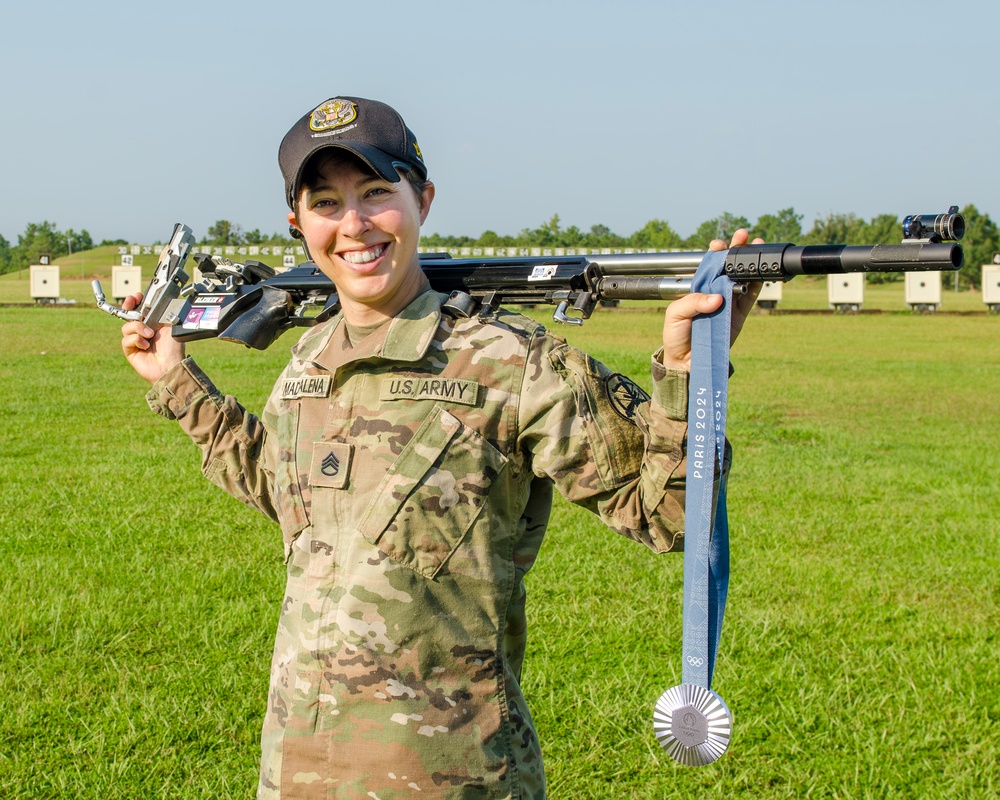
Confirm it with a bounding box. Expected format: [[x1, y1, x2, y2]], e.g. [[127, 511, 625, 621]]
[[218, 286, 295, 350]]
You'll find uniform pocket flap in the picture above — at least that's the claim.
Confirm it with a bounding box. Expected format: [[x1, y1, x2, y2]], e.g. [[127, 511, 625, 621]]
[[356, 406, 506, 578]]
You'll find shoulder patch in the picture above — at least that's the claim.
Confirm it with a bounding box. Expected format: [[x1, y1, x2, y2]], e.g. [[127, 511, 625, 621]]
[[605, 373, 650, 423]]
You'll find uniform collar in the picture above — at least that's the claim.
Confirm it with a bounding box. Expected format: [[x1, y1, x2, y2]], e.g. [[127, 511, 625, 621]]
[[291, 287, 444, 371]]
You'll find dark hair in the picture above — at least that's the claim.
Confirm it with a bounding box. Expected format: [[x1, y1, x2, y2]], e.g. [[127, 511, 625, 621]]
[[294, 149, 429, 212]]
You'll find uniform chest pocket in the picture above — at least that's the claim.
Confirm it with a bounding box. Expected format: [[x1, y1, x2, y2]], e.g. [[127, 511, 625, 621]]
[[356, 406, 507, 579]]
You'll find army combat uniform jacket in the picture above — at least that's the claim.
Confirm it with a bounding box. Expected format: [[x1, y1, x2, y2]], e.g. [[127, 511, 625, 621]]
[[146, 289, 691, 799]]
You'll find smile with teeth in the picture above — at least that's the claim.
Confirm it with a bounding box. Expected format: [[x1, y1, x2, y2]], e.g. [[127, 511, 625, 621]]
[[341, 244, 387, 265]]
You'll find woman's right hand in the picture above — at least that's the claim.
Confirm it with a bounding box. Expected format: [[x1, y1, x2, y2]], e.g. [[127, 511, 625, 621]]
[[119, 292, 185, 384]]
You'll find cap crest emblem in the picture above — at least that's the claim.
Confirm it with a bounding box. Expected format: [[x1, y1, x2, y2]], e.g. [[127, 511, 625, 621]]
[[310, 99, 357, 133]]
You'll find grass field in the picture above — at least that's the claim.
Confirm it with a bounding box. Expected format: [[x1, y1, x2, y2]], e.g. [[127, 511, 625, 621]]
[[1, 300, 998, 798]]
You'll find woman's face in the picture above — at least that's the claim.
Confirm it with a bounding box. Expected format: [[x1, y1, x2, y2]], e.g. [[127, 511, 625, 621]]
[[289, 155, 434, 325]]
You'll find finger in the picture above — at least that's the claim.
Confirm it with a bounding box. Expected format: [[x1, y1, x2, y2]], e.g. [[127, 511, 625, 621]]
[[121, 332, 151, 355], [121, 320, 155, 339], [728, 228, 751, 248], [667, 292, 724, 321], [710, 228, 755, 251], [121, 321, 155, 354], [122, 292, 144, 312]]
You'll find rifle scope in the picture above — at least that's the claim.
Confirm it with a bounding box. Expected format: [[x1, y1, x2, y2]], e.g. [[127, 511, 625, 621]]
[[902, 206, 964, 242]]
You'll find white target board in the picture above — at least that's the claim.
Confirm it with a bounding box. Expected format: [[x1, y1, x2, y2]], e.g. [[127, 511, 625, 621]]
[[905, 271, 941, 309], [982, 266, 1000, 307], [30, 265, 60, 300], [755, 281, 783, 307], [112, 266, 143, 299], [828, 273, 864, 310]]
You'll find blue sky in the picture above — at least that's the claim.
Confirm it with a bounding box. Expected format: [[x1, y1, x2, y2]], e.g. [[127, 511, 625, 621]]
[[1, 0, 996, 246]]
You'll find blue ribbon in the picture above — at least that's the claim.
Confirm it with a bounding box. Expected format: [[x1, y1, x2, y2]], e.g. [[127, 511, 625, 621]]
[[681, 249, 732, 689]]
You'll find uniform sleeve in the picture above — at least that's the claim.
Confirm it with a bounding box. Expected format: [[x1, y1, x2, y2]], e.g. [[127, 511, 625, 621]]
[[145, 356, 279, 523], [516, 332, 690, 554]]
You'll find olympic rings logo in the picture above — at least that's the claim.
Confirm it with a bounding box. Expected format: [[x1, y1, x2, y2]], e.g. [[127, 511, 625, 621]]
[[686, 656, 705, 667]]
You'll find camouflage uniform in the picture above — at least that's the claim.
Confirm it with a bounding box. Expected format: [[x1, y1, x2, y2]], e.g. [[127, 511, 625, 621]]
[[146, 288, 690, 799]]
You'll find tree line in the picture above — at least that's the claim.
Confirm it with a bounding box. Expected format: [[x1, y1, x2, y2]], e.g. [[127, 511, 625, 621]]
[[0, 220, 291, 277], [2, 206, 997, 288]]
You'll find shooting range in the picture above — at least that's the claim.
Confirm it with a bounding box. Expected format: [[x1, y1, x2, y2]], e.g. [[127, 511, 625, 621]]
[[1, 2, 999, 798]]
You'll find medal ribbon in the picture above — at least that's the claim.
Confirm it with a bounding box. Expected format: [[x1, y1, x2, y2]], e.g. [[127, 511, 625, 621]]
[[681, 249, 732, 689]]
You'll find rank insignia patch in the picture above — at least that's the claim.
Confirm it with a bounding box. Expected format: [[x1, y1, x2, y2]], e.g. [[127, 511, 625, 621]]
[[310, 442, 352, 489], [321, 451, 340, 477], [605, 373, 650, 423]]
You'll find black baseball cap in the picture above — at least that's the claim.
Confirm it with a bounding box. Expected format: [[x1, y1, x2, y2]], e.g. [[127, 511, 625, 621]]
[[279, 96, 427, 208]]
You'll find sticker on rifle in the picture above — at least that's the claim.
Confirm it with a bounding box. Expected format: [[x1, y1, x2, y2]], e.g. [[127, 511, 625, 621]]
[[605, 373, 650, 423], [529, 265, 559, 281], [183, 307, 205, 329], [199, 307, 220, 328]]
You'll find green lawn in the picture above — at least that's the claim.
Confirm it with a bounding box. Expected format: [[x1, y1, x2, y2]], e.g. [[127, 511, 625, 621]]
[[1, 304, 997, 798]]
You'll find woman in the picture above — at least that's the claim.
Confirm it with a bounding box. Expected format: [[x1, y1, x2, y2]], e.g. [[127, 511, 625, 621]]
[[120, 95, 758, 799]]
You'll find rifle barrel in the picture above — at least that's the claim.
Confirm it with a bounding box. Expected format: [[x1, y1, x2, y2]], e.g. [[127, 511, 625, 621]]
[[779, 242, 963, 275], [577, 252, 706, 274], [596, 276, 695, 300]]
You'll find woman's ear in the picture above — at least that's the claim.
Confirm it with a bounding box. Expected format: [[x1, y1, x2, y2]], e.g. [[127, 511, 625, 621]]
[[419, 181, 436, 224]]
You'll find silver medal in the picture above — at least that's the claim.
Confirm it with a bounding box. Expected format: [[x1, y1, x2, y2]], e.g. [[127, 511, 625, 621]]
[[653, 683, 732, 766]]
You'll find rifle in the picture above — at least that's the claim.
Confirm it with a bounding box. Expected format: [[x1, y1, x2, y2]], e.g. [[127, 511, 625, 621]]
[[93, 208, 964, 349]]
